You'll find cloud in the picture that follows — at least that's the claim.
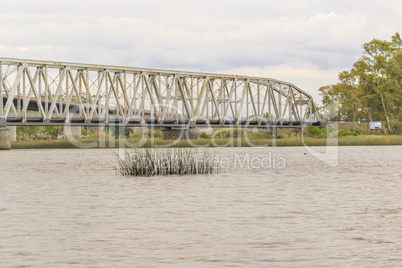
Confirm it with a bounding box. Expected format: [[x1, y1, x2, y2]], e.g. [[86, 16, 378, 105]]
[[222, 64, 339, 101], [0, 0, 401, 101]]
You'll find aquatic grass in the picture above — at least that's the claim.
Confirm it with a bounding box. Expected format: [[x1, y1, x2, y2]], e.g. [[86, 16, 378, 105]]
[[11, 139, 96, 149], [11, 135, 402, 149], [11, 137, 121, 149], [114, 148, 221, 176], [337, 135, 402, 146]]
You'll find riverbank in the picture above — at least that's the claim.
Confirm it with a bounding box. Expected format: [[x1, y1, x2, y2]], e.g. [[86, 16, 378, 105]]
[[10, 135, 402, 149]]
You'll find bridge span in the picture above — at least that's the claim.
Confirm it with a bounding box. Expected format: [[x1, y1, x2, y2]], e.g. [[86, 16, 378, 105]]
[[1, 57, 319, 128]]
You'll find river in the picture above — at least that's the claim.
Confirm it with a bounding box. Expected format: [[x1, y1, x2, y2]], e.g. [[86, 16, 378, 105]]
[[0, 146, 401, 267]]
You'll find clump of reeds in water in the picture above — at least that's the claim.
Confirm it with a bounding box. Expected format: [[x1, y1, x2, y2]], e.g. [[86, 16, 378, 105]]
[[115, 148, 221, 176]]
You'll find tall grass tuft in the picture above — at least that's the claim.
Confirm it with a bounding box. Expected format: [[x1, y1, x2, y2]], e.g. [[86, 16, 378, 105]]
[[114, 148, 221, 176]]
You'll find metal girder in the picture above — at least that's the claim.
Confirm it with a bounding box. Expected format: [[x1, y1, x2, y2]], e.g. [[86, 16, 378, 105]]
[[3, 64, 24, 118], [48, 68, 66, 119], [0, 57, 319, 127]]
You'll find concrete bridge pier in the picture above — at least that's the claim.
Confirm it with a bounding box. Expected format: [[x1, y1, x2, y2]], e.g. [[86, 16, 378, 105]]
[[0, 127, 11, 150], [161, 128, 201, 140], [10, 126, 16, 142]]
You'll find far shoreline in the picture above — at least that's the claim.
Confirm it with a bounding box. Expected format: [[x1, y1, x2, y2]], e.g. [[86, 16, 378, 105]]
[[10, 135, 402, 149]]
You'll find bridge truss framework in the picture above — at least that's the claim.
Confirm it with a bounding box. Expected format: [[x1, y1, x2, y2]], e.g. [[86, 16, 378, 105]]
[[0, 57, 319, 128]]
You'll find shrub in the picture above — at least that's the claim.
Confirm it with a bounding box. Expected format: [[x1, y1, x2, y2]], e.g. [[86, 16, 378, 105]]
[[125, 127, 134, 137], [347, 128, 360, 136], [338, 130, 351, 137], [246, 132, 272, 139], [306, 126, 321, 137], [143, 130, 161, 138], [81, 128, 88, 136], [305, 126, 334, 138], [212, 130, 228, 139], [17, 126, 41, 140], [43, 126, 62, 139], [232, 128, 244, 138], [200, 132, 211, 139], [106, 126, 134, 138]]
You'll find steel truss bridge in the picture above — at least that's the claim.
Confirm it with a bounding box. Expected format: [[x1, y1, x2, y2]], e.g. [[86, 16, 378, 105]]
[[0, 57, 319, 128]]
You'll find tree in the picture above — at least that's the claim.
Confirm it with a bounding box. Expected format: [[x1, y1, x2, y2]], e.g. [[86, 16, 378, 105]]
[[336, 69, 362, 124], [357, 38, 395, 133], [318, 85, 341, 121], [318, 33, 402, 133]]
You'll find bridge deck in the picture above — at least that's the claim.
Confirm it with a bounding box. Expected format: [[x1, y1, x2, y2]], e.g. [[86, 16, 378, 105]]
[[4, 112, 320, 128]]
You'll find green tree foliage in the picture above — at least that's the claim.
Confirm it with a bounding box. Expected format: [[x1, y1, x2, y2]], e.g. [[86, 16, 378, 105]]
[[81, 128, 88, 136], [16, 126, 40, 139], [319, 33, 402, 133], [305, 126, 334, 138], [16, 126, 62, 140], [106, 126, 134, 138], [43, 126, 62, 139]]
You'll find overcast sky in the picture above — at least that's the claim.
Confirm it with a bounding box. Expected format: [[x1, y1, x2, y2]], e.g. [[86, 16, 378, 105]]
[[1, 0, 401, 101]]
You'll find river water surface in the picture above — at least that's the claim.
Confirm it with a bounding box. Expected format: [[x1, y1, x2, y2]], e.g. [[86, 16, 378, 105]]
[[0, 146, 401, 267]]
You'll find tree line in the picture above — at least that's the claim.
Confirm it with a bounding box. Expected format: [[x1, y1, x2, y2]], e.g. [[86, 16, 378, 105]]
[[319, 33, 402, 134]]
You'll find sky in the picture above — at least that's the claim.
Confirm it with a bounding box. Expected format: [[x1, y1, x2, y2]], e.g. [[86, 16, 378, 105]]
[[0, 0, 401, 101]]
